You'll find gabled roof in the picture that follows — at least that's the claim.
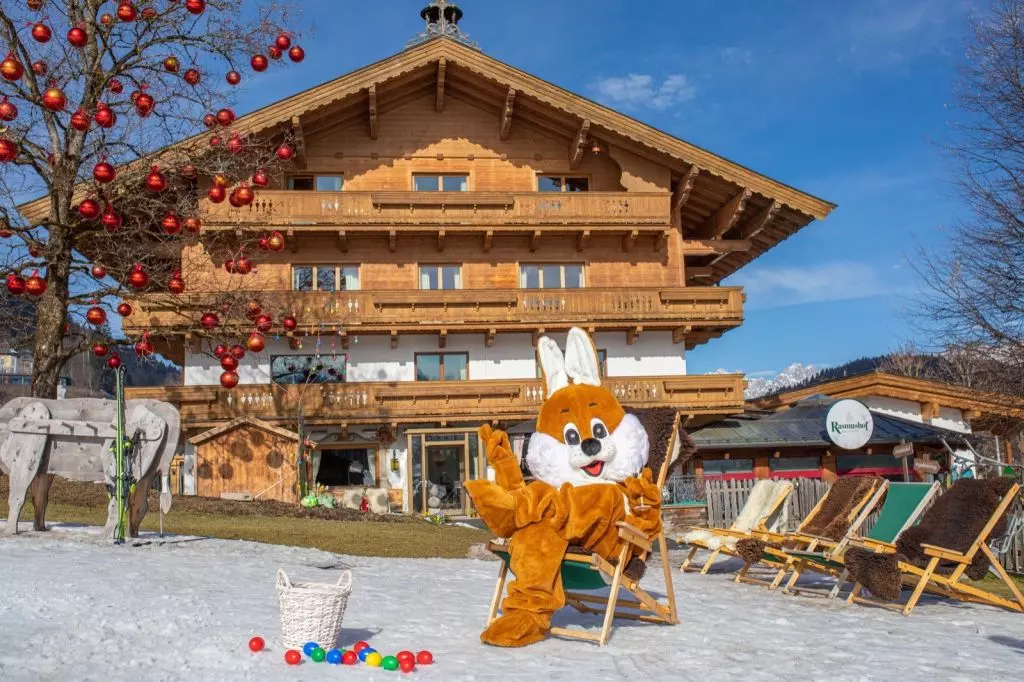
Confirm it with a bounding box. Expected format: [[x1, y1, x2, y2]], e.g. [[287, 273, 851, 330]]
[[189, 416, 299, 445]]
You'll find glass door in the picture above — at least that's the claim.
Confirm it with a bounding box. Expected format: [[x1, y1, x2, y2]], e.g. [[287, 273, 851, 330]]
[[406, 428, 484, 516]]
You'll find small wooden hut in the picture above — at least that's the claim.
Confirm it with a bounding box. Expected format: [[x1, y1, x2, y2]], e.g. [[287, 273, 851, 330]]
[[188, 417, 300, 503]]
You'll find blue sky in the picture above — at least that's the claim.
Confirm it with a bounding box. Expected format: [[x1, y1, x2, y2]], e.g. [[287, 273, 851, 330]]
[[232, 0, 975, 378]]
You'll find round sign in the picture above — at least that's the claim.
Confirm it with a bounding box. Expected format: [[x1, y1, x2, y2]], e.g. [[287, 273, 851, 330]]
[[824, 399, 874, 450]]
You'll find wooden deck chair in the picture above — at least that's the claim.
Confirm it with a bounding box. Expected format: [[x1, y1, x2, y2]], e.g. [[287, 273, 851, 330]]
[[781, 481, 940, 598], [677, 479, 794, 574], [733, 476, 886, 590], [487, 408, 688, 646], [845, 478, 1024, 615]]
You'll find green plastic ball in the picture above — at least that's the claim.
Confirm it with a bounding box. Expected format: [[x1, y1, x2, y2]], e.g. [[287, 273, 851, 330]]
[[311, 647, 326, 663], [381, 655, 399, 671]]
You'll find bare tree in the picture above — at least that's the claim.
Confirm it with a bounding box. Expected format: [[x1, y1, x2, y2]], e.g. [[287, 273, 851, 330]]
[[0, 0, 303, 398]]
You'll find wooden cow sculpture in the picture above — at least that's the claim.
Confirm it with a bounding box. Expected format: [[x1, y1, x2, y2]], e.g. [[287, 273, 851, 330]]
[[0, 397, 181, 539]]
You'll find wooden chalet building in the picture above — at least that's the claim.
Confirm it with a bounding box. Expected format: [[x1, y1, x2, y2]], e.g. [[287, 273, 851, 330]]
[[76, 6, 836, 511]]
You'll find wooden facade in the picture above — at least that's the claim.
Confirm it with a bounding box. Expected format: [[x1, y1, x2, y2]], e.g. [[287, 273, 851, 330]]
[[189, 417, 300, 503]]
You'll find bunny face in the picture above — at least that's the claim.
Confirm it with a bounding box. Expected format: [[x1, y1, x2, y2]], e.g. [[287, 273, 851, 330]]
[[526, 328, 649, 488]]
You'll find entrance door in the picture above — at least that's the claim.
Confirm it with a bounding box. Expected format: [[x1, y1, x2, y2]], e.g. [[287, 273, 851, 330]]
[[407, 429, 483, 516]]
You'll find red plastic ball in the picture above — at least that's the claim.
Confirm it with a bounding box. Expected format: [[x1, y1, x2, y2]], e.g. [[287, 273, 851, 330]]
[[416, 651, 433, 665], [284, 649, 301, 665], [399, 659, 416, 673], [341, 651, 358, 665], [248, 636, 264, 653], [352, 641, 370, 653], [396, 651, 415, 663]]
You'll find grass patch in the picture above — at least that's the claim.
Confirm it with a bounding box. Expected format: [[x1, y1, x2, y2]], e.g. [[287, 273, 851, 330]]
[[0, 476, 491, 559], [967, 573, 1024, 601]]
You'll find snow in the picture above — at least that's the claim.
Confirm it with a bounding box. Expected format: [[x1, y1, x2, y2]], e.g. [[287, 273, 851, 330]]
[[714, 363, 823, 400], [0, 524, 1020, 681]]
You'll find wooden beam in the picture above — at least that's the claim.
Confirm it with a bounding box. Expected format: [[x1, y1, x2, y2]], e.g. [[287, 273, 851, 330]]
[[576, 229, 590, 252], [671, 165, 700, 228], [483, 229, 493, 252], [627, 326, 642, 346], [485, 329, 496, 347], [921, 401, 940, 422], [672, 326, 692, 344], [530, 230, 541, 252], [531, 327, 546, 347], [388, 229, 397, 253], [681, 239, 752, 255], [390, 330, 398, 350], [287, 229, 297, 253], [336, 230, 348, 253], [622, 229, 639, 252], [656, 230, 671, 252], [685, 266, 714, 280], [702, 188, 751, 238], [435, 58, 447, 113], [499, 87, 516, 141], [438, 329, 447, 349], [569, 119, 591, 170], [339, 331, 349, 350], [290, 116, 306, 168], [368, 84, 378, 140], [437, 229, 446, 252], [739, 199, 780, 240]]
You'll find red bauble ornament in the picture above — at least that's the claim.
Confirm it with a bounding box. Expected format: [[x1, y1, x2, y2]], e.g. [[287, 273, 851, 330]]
[[107, 78, 123, 94], [101, 205, 122, 232], [246, 333, 265, 353], [230, 344, 246, 360], [248, 636, 264, 653], [185, 0, 206, 15], [184, 216, 201, 233], [236, 256, 253, 275], [200, 312, 220, 329], [134, 92, 155, 117], [168, 272, 185, 294], [216, 108, 235, 126], [288, 46, 305, 63], [70, 109, 89, 131], [86, 306, 107, 325], [230, 185, 254, 207], [145, 165, 168, 193], [91, 264, 107, 278], [220, 354, 238, 371], [183, 68, 201, 85], [203, 113, 217, 128], [128, 263, 149, 290], [78, 199, 100, 220], [268, 231, 285, 251], [6, 274, 26, 295], [0, 54, 24, 82], [135, 334, 154, 357], [276, 143, 293, 160], [267, 45, 282, 60], [181, 164, 198, 180], [245, 302, 262, 320], [164, 56, 180, 73], [226, 70, 241, 86], [92, 343, 109, 357], [257, 237, 269, 251], [213, 174, 229, 188], [223, 258, 235, 274], [0, 139, 17, 163], [276, 34, 292, 50], [250, 54, 268, 72], [117, 302, 133, 317], [226, 134, 244, 155], [31, 23, 52, 43], [252, 169, 269, 187], [107, 354, 122, 369], [220, 370, 239, 388], [94, 104, 116, 128], [255, 314, 272, 333], [282, 315, 297, 331], [161, 212, 181, 234], [208, 185, 226, 203], [142, 7, 157, 20], [25, 271, 46, 296], [67, 26, 88, 48], [0, 97, 16, 122], [101, 13, 114, 26], [117, 2, 138, 23], [209, 134, 222, 148], [93, 161, 116, 183], [28, 0, 45, 10], [213, 344, 228, 359], [31, 60, 47, 76], [42, 86, 67, 112], [416, 651, 433, 665]]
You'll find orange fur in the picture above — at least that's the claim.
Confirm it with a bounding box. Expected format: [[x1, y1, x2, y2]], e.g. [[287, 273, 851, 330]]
[[535, 384, 625, 443]]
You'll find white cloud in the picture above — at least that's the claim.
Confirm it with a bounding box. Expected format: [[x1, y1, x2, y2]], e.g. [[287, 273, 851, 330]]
[[735, 261, 902, 309], [589, 73, 695, 111]]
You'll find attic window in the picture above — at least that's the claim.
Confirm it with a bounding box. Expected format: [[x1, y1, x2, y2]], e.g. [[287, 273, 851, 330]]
[[538, 176, 589, 192], [413, 174, 468, 191]]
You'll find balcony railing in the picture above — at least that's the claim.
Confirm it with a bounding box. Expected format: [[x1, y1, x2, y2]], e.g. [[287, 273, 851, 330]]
[[125, 374, 746, 427], [200, 191, 672, 228], [126, 287, 744, 340]]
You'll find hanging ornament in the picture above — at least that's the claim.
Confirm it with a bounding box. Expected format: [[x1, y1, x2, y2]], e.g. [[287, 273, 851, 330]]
[[134, 90, 155, 117], [276, 33, 292, 50], [229, 185, 254, 207], [0, 54, 24, 82], [70, 108, 90, 131], [117, 1, 138, 23], [107, 78, 123, 94], [27, 0, 45, 10], [117, 302, 133, 317], [184, 216, 201, 233], [91, 264, 107, 278], [28, 243, 43, 258], [86, 306, 107, 325], [223, 258, 235, 273], [235, 256, 253, 275], [168, 270, 185, 294], [141, 6, 157, 20], [252, 169, 269, 187], [245, 301, 262, 320], [216, 108, 235, 126], [226, 70, 241, 86], [78, 198, 101, 220], [257, 237, 270, 251], [212, 174, 229, 188], [128, 263, 149, 290], [145, 165, 168, 192], [267, 45, 282, 60], [135, 332, 154, 357], [255, 314, 272, 333], [209, 134, 222, 147], [250, 54, 268, 72], [246, 332, 266, 353], [213, 344, 228, 359], [186, 0, 206, 15], [276, 143, 294, 160], [226, 133, 244, 155], [31, 60, 47, 76], [200, 312, 220, 329], [160, 212, 181, 234], [183, 68, 201, 85], [107, 354, 122, 369], [203, 113, 217, 128], [67, 25, 88, 48], [42, 84, 67, 112], [164, 56, 180, 73], [230, 344, 246, 360], [282, 315, 297, 332], [25, 270, 47, 296], [31, 23, 52, 43], [0, 96, 16, 121], [220, 354, 238, 371], [94, 104, 116, 128], [181, 163, 198, 180], [101, 13, 115, 26], [288, 46, 305, 63], [220, 370, 239, 389], [92, 343, 109, 357], [100, 205, 122, 232], [93, 160, 116, 183], [268, 231, 285, 251], [0, 139, 18, 163], [208, 185, 226, 203], [6, 274, 26, 295]]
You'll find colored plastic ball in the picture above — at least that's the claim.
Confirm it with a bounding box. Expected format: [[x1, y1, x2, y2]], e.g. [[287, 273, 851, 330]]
[[400, 659, 416, 673], [382, 655, 399, 671], [417, 650, 434, 665], [310, 647, 326, 663], [397, 651, 415, 663], [358, 647, 376, 662], [342, 650, 358, 665], [302, 642, 319, 657], [364, 651, 383, 667], [352, 641, 370, 653], [248, 636, 265, 652], [326, 648, 342, 664], [284, 649, 302, 665]]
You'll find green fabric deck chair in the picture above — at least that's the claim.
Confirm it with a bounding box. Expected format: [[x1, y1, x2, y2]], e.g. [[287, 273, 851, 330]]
[[782, 481, 940, 599]]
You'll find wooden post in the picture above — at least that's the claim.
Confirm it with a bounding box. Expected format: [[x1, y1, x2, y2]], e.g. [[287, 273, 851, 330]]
[[754, 454, 770, 480]]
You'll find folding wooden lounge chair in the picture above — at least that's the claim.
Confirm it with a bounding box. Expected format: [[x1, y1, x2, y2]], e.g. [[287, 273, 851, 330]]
[[677, 479, 793, 574], [733, 476, 886, 590], [844, 477, 1024, 615], [781, 481, 940, 598], [487, 408, 690, 646]]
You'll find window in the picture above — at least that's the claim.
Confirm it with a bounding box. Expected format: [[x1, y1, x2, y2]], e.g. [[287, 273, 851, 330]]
[[287, 174, 343, 191], [271, 354, 346, 385], [419, 265, 461, 290], [538, 175, 589, 192], [537, 348, 606, 379], [413, 174, 468, 192], [769, 455, 822, 478], [292, 265, 360, 292], [519, 264, 584, 289], [415, 353, 469, 382], [316, 448, 375, 487], [702, 458, 754, 479]]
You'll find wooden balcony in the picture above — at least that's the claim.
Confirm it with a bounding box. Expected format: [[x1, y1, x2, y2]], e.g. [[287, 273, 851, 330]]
[[200, 191, 672, 230], [126, 287, 744, 349], [125, 374, 746, 429]]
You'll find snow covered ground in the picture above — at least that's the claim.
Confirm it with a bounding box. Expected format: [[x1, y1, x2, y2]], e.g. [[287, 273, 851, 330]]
[[0, 524, 1021, 681]]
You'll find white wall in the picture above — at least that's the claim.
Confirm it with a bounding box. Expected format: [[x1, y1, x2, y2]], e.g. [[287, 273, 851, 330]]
[[862, 395, 971, 434]]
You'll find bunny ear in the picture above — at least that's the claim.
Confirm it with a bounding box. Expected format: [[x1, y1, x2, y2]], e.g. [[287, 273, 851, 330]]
[[537, 335, 568, 397], [564, 327, 601, 387]]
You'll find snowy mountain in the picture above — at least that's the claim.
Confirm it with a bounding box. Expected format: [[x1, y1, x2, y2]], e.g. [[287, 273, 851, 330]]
[[709, 363, 824, 400]]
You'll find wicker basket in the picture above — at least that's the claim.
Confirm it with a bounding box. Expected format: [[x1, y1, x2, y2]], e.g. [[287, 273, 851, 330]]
[[276, 569, 352, 649]]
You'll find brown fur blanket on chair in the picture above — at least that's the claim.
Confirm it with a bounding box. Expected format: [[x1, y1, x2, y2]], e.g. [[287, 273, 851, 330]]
[[845, 477, 1018, 601]]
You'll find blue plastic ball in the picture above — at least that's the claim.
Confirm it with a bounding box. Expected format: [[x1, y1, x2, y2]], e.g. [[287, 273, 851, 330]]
[[326, 648, 342, 665], [358, 647, 377, 662], [303, 641, 320, 657]]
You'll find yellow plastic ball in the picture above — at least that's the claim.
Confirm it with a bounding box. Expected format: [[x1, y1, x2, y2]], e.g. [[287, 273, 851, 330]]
[[364, 651, 383, 667]]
